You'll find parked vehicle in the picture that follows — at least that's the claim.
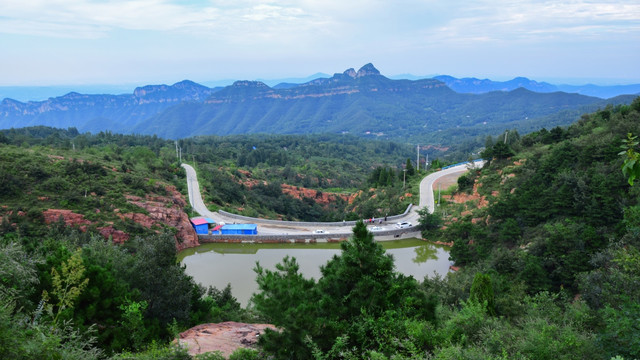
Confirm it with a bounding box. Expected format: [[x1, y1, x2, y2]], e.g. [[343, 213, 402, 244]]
[[313, 229, 327, 234], [395, 221, 412, 229], [370, 226, 384, 231]]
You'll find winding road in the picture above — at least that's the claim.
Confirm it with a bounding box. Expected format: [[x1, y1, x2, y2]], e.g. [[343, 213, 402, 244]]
[[182, 160, 483, 237]]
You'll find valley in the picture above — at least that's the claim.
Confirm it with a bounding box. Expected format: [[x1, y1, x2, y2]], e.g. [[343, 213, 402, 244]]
[[0, 82, 639, 360]]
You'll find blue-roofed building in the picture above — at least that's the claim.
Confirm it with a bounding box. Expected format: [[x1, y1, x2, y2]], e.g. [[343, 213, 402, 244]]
[[220, 224, 258, 235], [190, 217, 216, 235]]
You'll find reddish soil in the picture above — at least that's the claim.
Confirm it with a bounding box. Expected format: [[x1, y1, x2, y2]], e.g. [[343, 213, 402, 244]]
[[432, 173, 462, 190]]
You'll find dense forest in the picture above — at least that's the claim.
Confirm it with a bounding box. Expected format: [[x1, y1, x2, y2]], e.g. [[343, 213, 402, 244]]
[[1, 97, 639, 359]]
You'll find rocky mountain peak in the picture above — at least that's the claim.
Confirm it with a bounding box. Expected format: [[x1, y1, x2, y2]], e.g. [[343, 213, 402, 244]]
[[356, 63, 381, 77], [343, 68, 357, 78], [133, 84, 168, 97]]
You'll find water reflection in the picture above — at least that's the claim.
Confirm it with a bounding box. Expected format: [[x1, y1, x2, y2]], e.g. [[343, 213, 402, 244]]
[[180, 239, 451, 306], [413, 244, 439, 263]]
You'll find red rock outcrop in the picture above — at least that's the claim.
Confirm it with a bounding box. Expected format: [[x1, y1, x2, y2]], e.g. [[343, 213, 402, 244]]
[[176, 322, 276, 357], [43, 209, 92, 231], [42, 185, 198, 251], [123, 186, 199, 251], [98, 226, 130, 244], [280, 184, 351, 206], [42, 209, 130, 243]]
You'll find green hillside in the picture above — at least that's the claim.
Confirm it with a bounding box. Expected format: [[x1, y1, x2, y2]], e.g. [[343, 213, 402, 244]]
[[1, 97, 639, 359], [241, 98, 640, 359], [181, 133, 425, 221]]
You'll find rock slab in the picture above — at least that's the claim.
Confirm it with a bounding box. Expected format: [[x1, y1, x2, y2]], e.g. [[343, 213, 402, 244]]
[[177, 321, 276, 357]]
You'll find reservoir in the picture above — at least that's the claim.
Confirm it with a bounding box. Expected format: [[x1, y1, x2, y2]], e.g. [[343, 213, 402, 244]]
[[179, 239, 452, 306]]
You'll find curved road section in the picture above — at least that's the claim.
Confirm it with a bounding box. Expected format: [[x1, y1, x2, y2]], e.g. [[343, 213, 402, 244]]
[[419, 160, 485, 214], [182, 160, 483, 235], [183, 163, 223, 221]]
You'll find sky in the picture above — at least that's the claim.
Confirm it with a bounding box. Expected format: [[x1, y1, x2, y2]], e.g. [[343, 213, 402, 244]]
[[1, 0, 639, 87]]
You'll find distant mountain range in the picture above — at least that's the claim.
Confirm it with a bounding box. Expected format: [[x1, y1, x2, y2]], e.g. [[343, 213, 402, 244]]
[[433, 75, 640, 99], [0, 64, 637, 145]]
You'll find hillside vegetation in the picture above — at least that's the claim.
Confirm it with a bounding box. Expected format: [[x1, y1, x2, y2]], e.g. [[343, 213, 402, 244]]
[[181, 133, 425, 221], [0, 126, 435, 358], [1, 98, 639, 359], [239, 98, 640, 359]]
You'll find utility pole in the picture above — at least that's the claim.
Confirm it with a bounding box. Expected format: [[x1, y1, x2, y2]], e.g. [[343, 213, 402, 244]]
[[175, 141, 179, 160], [189, 178, 194, 209], [416, 144, 420, 172], [403, 169, 407, 189], [426, 153, 429, 171], [504, 130, 509, 144]]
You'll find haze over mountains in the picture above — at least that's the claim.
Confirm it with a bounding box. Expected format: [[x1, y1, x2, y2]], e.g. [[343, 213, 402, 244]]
[[1, 64, 637, 145], [433, 76, 640, 99]]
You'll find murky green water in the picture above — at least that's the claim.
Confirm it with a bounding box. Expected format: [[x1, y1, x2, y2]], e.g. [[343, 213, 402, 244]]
[[179, 239, 452, 306]]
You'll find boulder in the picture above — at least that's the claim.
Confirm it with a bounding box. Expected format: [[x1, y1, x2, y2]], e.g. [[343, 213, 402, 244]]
[[176, 322, 276, 357]]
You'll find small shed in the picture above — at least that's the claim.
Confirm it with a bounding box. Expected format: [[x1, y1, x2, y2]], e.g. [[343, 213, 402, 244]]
[[190, 218, 211, 235], [210, 224, 223, 234], [220, 224, 258, 235]]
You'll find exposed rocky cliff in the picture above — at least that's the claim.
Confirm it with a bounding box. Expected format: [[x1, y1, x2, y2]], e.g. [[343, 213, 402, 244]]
[[41, 185, 198, 251], [0, 80, 218, 132], [123, 185, 199, 250]]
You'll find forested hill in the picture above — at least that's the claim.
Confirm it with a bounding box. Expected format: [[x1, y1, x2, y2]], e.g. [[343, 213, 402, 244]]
[[0, 128, 421, 225], [419, 97, 640, 358], [2, 64, 634, 148]]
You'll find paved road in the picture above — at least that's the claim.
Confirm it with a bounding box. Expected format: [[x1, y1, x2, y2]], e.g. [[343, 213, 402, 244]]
[[419, 160, 485, 214], [182, 161, 483, 236], [182, 163, 221, 221]]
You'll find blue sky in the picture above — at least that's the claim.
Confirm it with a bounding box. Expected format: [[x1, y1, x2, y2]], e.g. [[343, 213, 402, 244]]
[[1, 0, 639, 86]]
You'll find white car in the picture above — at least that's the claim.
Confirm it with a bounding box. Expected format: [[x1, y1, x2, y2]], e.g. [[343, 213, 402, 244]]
[[370, 226, 384, 231], [395, 221, 412, 229], [313, 229, 327, 234]]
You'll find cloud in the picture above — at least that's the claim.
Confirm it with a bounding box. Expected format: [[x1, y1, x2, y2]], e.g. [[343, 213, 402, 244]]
[[420, 0, 640, 44], [0, 0, 638, 84], [1, 0, 637, 45], [0, 0, 324, 40]]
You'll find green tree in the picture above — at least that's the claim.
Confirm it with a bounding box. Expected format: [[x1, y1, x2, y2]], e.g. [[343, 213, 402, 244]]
[[456, 174, 473, 192], [490, 142, 515, 160], [469, 272, 496, 316], [417, 207, 442, 231], [620, 133, 640, 185], [252, 221, 436, 359], [119, 299, 148, 351], [42, 248, 89, 326], [405, 158, 415, 176], [126, 234, 199, 340], [252, 256, 317, 360]]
